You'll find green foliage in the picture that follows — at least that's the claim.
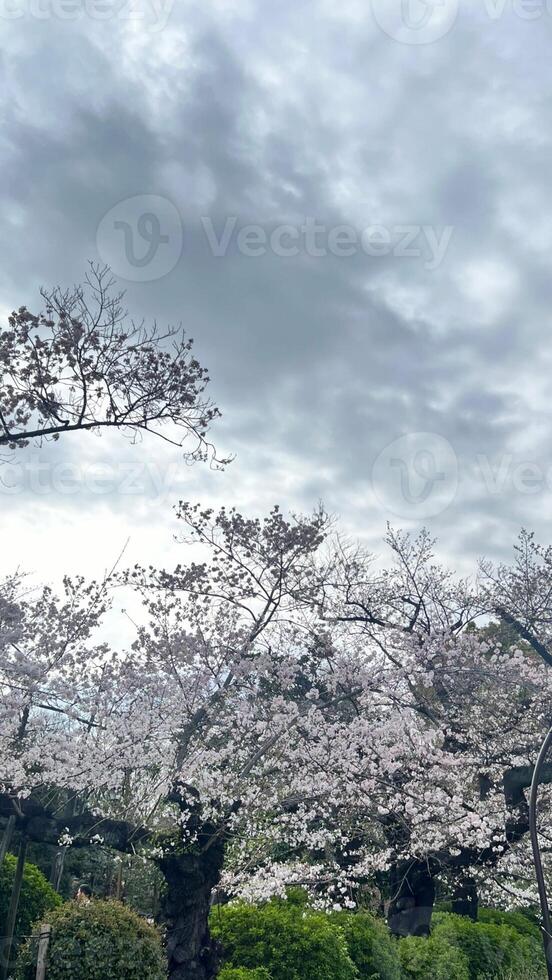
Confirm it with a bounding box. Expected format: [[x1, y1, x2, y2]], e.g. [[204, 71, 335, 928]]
[[0, 853, 61, 951], [399, 932, 470, 980], [210, 900, 357, 980], [432, 912, 545, 980], [218, 968, 272, 980], [16, 899, 166, 980], [283, 887, 310, 908], [477, 908, 541, 941], [212, 901, 544, 980], [399, 911, 546, 980], [331, 910, 402, 979], [26, 840, 164, 912]]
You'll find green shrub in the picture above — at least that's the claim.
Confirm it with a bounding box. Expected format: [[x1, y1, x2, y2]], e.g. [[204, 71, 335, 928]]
[[432, 912, 545, 980], [283, 887, 310, 907], [399, 932, 470, 980], [218, 968, 272, 980], [478, 908, 541, 941], [210, 900, 357, 980], [0, 853, 61, 953], [332, 910, 401, 979], [16, 898, 166, 980]]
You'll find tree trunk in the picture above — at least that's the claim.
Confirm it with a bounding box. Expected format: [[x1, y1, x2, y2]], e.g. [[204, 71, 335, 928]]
[[157, 830, 225, 980], [451, 877, 479, 920], [387, 860, 435, 937], [49, 847, 66, 891], [114, 860, 124, 901], [0, 816, 16, 867]]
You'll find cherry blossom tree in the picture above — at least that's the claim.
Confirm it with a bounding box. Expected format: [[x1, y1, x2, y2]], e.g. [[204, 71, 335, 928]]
[[0, 264, 226, 463], [0, 505, 365, 980], [316, 527, 552, 933], [2, 514, 552, 980]]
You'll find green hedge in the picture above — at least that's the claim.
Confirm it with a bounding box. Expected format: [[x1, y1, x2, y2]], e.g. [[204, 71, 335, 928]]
[[16, 899, 166, 980], [211, 901, 357, 980], [331, 910, 402, 979], [212, 900, 546, 980], [477, 908, 542, 942], [399, 931, 470, 980], [0, 854, 61, 953], [431, 912, 545, 980], [218, 968, 272, 980]]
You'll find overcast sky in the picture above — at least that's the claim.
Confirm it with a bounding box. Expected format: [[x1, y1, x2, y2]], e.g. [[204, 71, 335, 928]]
[[2, 0, 552, 597]]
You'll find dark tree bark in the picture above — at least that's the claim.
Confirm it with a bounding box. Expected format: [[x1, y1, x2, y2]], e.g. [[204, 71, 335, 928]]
[[0, 793, 149, 852], [387, 859, 435, 937], [0, 816, 15, 866], [451, 877, 479, 920], [157, 826, 225, 980], [0, 793, 228, 980]]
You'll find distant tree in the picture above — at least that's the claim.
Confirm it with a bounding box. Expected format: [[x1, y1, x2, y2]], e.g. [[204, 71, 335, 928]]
[[0, 263, 226, 463]]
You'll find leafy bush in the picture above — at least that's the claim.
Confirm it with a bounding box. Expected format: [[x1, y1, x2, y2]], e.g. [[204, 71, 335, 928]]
[[0, 854, 61, 952], [332, 910, 402, 979], [477, 908, 542, 941], [432, 912, 545, 980], [210, 900, 357, 980], [399, 932, 470, 980], [16, 898, 166, 980], [218, 968, 272, 980]]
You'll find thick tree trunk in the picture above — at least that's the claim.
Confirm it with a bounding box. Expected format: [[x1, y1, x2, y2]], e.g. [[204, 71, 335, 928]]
[[157, 830, 225, 980], [387, 860, 435, 937]]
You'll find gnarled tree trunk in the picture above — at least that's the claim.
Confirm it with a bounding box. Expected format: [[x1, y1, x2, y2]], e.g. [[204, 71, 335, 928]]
[[157, 827, 225, 980]]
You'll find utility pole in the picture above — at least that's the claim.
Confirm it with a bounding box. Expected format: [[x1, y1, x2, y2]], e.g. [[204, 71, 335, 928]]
[[529, 728, 552, 980]]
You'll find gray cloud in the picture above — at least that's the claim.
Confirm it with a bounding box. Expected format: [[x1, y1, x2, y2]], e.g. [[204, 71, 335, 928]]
[[2, 0, 552, 587]]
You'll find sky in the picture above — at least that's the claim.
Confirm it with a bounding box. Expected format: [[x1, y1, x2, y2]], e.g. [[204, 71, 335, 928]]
[[2, 0, 552, 600]]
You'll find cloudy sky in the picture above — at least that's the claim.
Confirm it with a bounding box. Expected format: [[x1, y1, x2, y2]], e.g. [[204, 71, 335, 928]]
[[2, 0, 552, 597]]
